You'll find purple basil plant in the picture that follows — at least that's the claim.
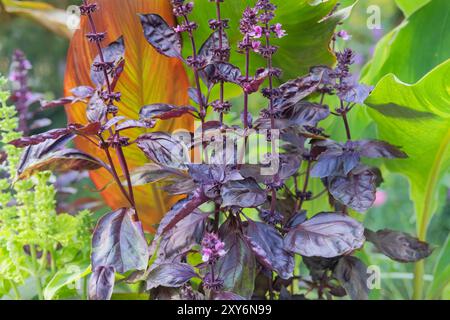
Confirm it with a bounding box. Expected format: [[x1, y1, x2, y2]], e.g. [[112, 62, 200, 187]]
[[8, 0, 433, 300]]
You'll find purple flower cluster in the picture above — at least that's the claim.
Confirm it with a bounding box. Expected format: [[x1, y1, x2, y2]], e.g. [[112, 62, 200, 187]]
[[8, 50, 42, 134], [238, 0, 286, 54], [201, 233, 226, 264]]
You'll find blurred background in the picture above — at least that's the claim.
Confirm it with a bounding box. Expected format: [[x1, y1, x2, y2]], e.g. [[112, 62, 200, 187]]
[[0, 0, 448, 299]]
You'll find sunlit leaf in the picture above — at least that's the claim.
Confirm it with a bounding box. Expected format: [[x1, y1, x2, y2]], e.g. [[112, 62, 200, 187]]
[[64, 0, 192, 231]]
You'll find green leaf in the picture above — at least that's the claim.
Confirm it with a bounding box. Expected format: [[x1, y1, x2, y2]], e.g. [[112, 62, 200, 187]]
[[43, 263, 91, 300], [188, 0, 357, 81], [395, 0, 431, 16], [362, 0, 450, 85], [365, 59, 450, 240], [427, 235, 450, 299]]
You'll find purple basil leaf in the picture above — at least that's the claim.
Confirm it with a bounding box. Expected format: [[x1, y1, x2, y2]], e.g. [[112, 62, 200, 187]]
[[339, 83, 373, 104], [201, 62, 242, 88], [146, 263, 198, 290], [102, 116, 126, 132], [91, 208, 149, 273], [16, 147, 106, 180], [115, 119, 153, 132], [365, 229, 433, 263], [71, 86, 95, 99], [327, 166, 377, 212], [40, 97, 75, 110], [87, 92, 107, 123], [88, 266, 115, 300], [281, 101, 330, 127], [356, 140, 408, 159], [91, 36, 125, 87], [129, 163, 184, 186], [157, 211, 208, 262], [188, 87, 206, 106], [140, 103, 178, 120], [310, 141, 360, 178], [139, 14, 181, 58], [158, 190, 208, 235], [284, 212, 365, 258], [220, 178, 266, 208], [211, 291, 245, 300], [333, 256, 369, 300], [244, 221, 294, 279], [285, 210, 307, 229], [136, 132, 190, 169], [303, 256, 340, 281], [9, 128, 70, 148], [198, 30, 229, 64], [273, 74, 321, 109], [215, 221, 256, 299]]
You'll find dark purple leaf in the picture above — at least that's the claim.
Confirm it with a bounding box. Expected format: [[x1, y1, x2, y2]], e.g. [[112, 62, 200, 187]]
[[211, 291, 245, 300], [310, 140, 360, 178], [356, 140, 408, 159], [140, 104, 196, 121], [91, 208, 149, 273], [281, 101, 330, 127], [273, 74, 321, 109], [154, 107, 195, 120], [88, 266, 115, 300], [9, 128, 70, 148], [285, 210, 307, 229], [158, 190, 208, 235], [136, 132, 190, 168], [365, 229, 433, 263], [284, 213, 365, 258], [115, 119, 154, 132], [328, 167, 377, 212], [129, 164, 185, 186], [71, 86, 95, 99], [333, 256, 369, 300], [198, 30, 229, 64], [17, 148, 105, 180], [188, 87, 206, 106], [303, 256, 340, 281], [220, 178, 266, 208], [146, 263, 197, 290], [215, 221, 256, 299], [87, 92, 107, 123], [40, 97, 75, 110], [201, 62, 242, 88], [139, 14, 181, 58], [244, 221, 294, 279], [91, 36, 125, 87], [102, 116, 126, 132], [339, 83, 373, 104], [157, 211, 208, 262]]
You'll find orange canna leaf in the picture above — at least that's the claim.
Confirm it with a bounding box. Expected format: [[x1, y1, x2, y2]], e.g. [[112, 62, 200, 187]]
[[64, 0, 192, 232]]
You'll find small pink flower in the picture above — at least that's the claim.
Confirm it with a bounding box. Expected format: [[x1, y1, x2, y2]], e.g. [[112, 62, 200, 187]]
[[374, 190, 388, 207], [173, 25, 184, 33], [251, 40, 261, 52], [249, 25, 263, 38], [274, 23, 287, 38], [337, 30, 352, 41], [201, 248, 213, 262]]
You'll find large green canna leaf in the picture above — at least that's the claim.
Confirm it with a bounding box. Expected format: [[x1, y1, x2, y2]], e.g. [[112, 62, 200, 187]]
[[427, 235, 450, 299], [188, 0, 357, 81], [395, 0, 431, 17], [362, 0, 450, 85], [365, 59, 450, 241]]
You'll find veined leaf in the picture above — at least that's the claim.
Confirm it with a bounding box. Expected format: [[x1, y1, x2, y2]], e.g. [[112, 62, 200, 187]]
[[64, 0, 192, 231], [365, 59, 450, 240], [362, 0, 450, 85], [44, 263, 91, 300], [395, 0, 431, 17]]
